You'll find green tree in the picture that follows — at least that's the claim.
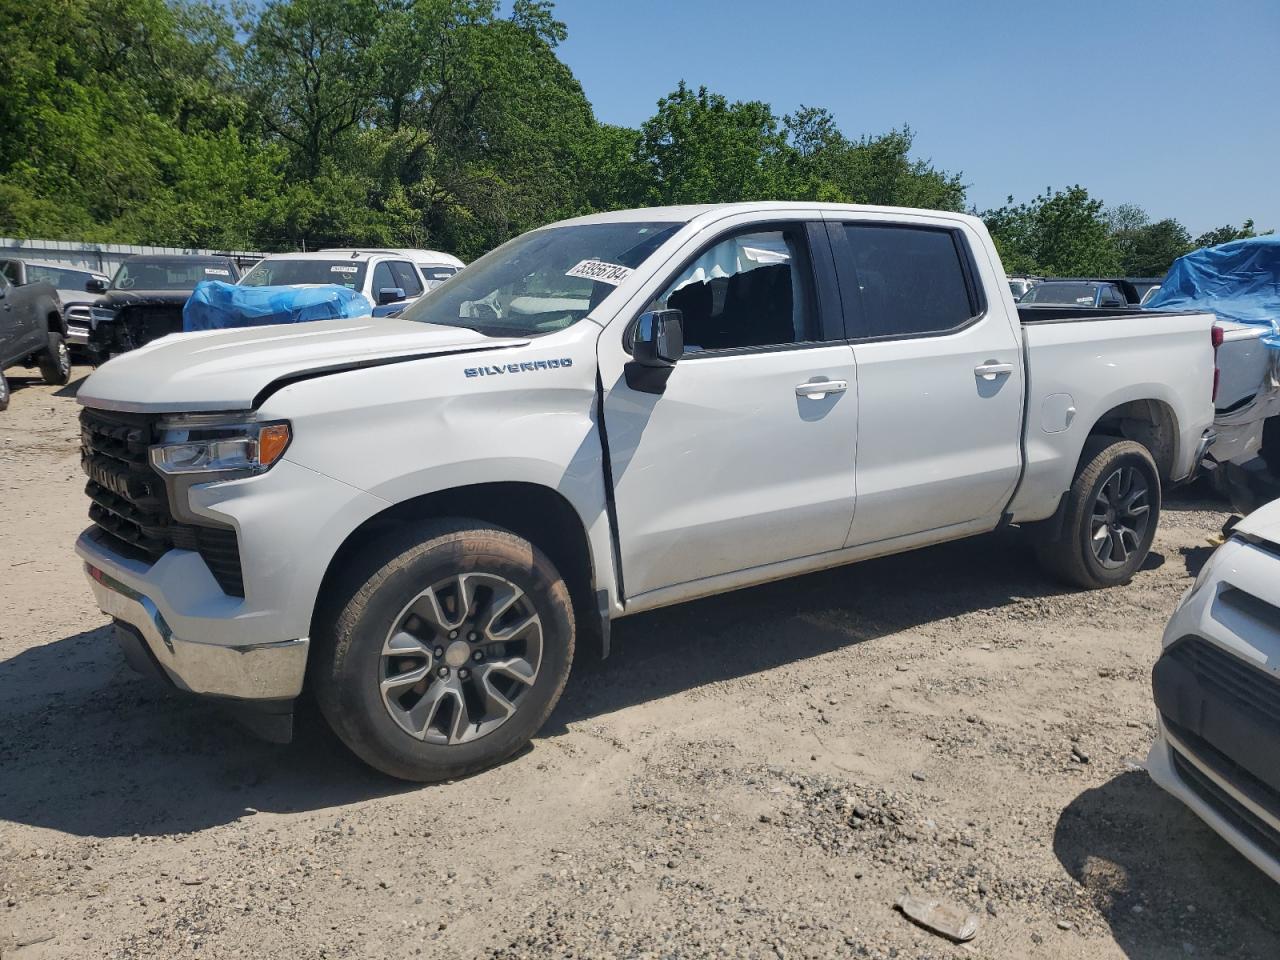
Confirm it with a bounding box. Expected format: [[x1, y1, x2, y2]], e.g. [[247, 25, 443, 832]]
[[1119, 219, 1192, 277], [983, 186, 1119, 276], [1194, 219, 1266, 248], [631, 82, 791, 205]]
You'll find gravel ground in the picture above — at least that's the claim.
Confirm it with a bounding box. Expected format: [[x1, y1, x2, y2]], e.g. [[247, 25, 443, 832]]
[[2, 368, 1278, 959]]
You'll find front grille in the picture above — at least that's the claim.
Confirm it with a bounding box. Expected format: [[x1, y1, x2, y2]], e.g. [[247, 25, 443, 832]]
[[81, 408, 245, 597], [1165, 636, 1280, 730], [120, 304, 184, 347], [81, 409, 171, 561], [1171, 748, 1280, 863]]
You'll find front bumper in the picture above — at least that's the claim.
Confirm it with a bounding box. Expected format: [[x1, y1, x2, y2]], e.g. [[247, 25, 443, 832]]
[[86, 563, 308, 700], [1147, 723, 1280, 884], [1146, 535, 1280, 884]]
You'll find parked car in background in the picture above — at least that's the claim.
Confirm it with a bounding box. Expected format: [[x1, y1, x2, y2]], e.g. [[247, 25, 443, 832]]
[[1149, 496, 1280, 884], [1007, 275, 1040, 301], [241, 251, 430, 316], [1020, 279, 1130, 308], [0, 258, 108, 351], [1145, 236, 1280, 514], [75, 202, 1218, 780], [0, 268, 69, 409], [88, 254, 241, 358], [322, 248, 465, 289]]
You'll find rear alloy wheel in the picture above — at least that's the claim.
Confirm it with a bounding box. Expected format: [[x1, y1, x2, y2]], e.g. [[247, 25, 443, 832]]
[[38, 332, 71, 386], [1089, 464, 1152, 570], [1035, 438, 1161, 589], [314, 520, 574, 782]]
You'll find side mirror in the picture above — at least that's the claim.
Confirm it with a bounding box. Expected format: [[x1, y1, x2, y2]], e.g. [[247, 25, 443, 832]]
[[377, 286, 406, 306], [625, 309, 684, 394], [632, 309, 684, 366], [87, 278, 109, 293]]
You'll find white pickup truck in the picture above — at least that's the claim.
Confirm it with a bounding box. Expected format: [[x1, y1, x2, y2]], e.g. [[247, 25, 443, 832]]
[[75, 203, 1218, 781]]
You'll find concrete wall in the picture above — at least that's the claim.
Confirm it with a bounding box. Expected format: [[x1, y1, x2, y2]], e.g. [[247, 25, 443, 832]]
[[0, 238, 266, 277]]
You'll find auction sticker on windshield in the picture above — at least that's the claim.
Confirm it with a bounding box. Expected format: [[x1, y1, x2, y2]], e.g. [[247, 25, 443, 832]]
[[566, 260, 633, 286], [204, 268, 230, 276], [330, 265, 359, 274]]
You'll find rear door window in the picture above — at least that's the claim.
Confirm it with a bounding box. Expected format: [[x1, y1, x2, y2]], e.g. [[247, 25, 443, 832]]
[[837, 224, 980, 338]]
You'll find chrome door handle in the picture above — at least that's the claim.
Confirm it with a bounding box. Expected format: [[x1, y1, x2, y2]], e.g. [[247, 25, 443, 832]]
[[974, 361, 1013, 380], [795, 379, 848, 398]]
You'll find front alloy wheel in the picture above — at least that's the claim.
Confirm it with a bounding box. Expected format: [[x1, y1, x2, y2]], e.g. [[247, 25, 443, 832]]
[[380, 573, 543, 744], [313, 519, 575, 782]]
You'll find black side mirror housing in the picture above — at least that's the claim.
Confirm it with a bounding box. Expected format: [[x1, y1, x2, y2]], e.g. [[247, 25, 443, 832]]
[[87, 278, 109, 293], [625, 309, 684, 393], [377, 286, 407, 306]]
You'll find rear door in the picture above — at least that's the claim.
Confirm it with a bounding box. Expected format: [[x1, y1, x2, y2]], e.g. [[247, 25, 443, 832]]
[[827, 217, 1024, 547], [599, 215, 859, 600]]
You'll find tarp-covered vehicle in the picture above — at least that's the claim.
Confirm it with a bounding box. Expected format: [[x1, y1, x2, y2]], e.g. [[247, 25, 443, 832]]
[[184, 281, 372, 332], [1145, 236, 1280, 512]]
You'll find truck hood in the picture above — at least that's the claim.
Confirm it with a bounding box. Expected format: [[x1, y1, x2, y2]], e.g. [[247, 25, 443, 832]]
[[78, 317, 527, 413], [100, 289, 196, 308]]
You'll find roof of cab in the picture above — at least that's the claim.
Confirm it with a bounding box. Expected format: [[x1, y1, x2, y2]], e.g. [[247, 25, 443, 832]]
[[546, 201, 984, 231]]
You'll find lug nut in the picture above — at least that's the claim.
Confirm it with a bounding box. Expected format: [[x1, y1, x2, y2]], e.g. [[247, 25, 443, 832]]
[[437, 666, 449, 679], [449, 630, 458, 639], [459, 668, 470, 680], [472, 650, 484, 662], [468, 631, 478, 642], [434, 647, 444, 658]]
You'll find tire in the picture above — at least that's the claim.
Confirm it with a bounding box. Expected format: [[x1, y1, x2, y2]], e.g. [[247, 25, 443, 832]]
[[38, 331, 71, 385], [312, 518, 575, 781], [1035, 437, 1161, 589], [0, 371, 9, 411]]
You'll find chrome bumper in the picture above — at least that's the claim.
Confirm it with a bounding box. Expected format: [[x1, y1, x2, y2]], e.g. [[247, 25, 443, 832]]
[[1188, 428, 1217, 482], [86, 564, 308, 700]]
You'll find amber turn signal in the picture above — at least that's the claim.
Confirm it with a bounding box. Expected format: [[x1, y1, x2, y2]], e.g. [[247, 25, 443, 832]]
[[257, 423, 292, 467]]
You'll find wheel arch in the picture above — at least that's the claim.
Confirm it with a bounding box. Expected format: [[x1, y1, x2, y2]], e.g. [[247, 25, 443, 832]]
[[44, 298, 67, 336], [311, 481, 602, 655], [1080, 397, 1179, 482]]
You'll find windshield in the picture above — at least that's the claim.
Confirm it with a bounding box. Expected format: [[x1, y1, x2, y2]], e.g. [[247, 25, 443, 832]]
[[25, 264, 94, 289], [398, 221, 681, 336], [112, 260, 232, 291], [1021, 282, 1098, 306], [240, 258, 367, 290]]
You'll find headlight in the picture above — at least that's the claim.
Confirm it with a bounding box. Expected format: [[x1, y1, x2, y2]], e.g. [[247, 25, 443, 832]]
[[150, 415, 291, 475]]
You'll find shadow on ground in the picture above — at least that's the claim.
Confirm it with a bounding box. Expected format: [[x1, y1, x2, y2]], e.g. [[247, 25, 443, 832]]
[[1054, 770, 1280, 959], [0, 491, 1218, 840]]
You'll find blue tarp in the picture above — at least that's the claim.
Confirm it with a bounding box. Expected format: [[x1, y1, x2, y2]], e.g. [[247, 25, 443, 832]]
[[1144, 235, 1280, 349], [183, 281, 372, 332]]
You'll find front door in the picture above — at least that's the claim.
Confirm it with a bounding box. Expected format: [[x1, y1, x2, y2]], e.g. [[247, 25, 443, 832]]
[[600, 220, 859, 600], [827, 217, 1025, 546]]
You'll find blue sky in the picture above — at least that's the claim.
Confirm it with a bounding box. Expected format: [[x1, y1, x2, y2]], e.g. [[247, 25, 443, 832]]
[[551, 0, 1279, 235]]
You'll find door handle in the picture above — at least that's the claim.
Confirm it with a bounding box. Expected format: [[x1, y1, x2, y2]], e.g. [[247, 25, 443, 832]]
[[795, 379, 848, 399], [974, 361, 1013, 381]]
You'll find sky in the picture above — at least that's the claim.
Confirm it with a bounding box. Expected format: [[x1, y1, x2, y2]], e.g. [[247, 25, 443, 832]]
[[551, 0, 1280, 235]]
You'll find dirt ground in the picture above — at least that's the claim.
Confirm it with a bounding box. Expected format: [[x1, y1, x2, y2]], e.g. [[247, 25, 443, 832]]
[[1, 367, 1278, 960]]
